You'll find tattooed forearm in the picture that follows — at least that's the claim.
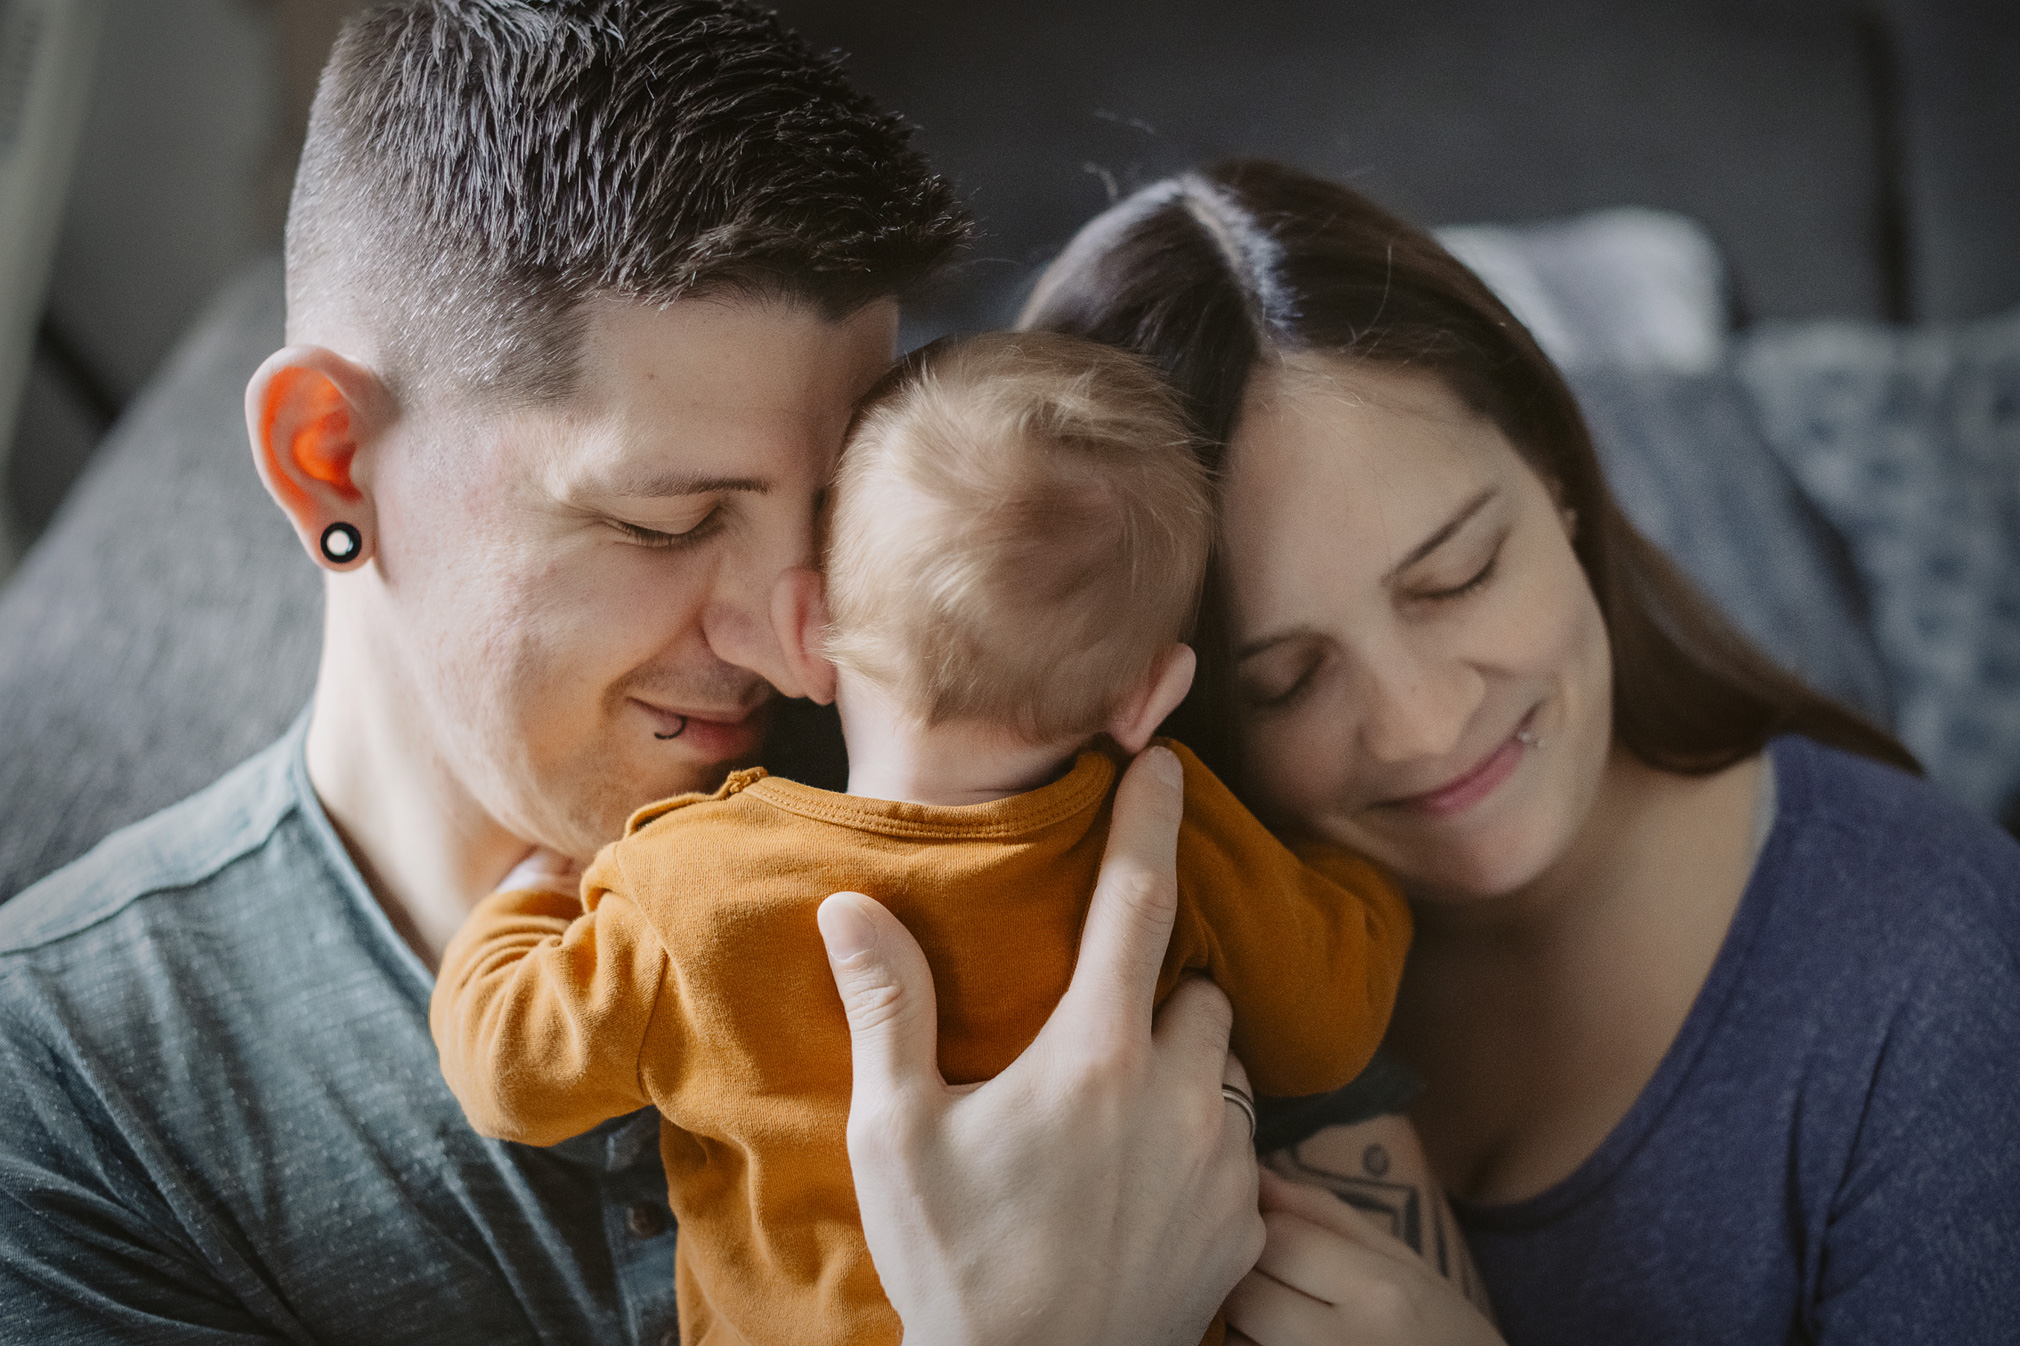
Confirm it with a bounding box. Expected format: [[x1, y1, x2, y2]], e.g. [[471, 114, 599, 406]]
[[1266, 1115, 1495, 1319]]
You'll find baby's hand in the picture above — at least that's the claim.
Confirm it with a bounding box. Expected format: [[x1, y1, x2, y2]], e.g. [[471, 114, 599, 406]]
[[494, 847, 584, 897]]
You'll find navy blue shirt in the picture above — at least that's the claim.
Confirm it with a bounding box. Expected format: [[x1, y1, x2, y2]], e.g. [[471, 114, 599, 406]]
[[0, 716, 678, 1344], [1459, 737, 2020, 1343]]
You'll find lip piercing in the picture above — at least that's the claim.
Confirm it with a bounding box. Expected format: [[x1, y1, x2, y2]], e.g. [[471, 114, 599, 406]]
[[654, 716, 687, 741], [319, 521, 362, 565], [1516, 728, 1544, 750]]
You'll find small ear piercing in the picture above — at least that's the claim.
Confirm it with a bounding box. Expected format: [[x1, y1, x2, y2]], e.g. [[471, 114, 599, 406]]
[[319, 522, 363, 565], [1516, 727, 1545, 750], [654, 716, 688, 741]]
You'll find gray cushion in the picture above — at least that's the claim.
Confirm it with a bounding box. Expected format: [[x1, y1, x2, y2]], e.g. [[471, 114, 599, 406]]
[[0, 256, 317, 900], [1569, 366, 1893, 726], [1439, 209, 1731, 375], [1740, 307, 2020, 822]]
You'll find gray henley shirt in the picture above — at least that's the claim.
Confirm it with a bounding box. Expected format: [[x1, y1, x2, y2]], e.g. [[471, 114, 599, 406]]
[[0, 712, 679, 1344]]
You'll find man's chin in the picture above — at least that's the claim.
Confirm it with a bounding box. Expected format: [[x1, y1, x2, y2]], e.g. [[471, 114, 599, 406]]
[[543, 742, 759, 861]]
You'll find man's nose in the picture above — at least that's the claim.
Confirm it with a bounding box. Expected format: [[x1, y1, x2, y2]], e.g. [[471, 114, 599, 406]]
[[699, 503, 817, 694]]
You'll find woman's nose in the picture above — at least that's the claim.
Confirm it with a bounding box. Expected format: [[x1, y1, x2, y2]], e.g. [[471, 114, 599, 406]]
[[1352, 643, 1486, 767]]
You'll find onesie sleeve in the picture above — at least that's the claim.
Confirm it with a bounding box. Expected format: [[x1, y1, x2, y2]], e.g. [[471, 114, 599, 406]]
[[430, 856, 670, 1147], [1168, 743, 1412, 1099]]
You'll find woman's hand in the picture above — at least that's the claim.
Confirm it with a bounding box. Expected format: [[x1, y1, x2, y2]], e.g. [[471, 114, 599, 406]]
[[819, 744, 1265, 1346], [1225, 1171, 1505, 1346]]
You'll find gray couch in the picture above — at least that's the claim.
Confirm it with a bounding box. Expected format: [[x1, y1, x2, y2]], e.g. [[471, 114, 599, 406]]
[[4, 0, 2017, 899]]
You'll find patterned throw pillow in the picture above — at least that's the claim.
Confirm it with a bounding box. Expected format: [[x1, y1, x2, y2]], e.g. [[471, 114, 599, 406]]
[[1740, 309, 2020, 827], [1569, 365, 1892, 728]]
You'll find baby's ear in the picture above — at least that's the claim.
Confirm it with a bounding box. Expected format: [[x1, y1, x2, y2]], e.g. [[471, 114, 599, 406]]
[[769, 566, 839, 705], [1106, 644, 1197, 755]]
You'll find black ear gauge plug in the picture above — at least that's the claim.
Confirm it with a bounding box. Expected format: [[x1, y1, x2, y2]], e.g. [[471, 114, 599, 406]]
[[320, 522, 363, 565]]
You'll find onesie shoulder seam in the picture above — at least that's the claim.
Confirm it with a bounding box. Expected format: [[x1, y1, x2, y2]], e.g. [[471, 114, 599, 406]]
[[624, 767, 771, 836]]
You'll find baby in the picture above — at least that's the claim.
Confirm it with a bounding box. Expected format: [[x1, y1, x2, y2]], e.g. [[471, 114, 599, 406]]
[[431, 332, 1412, 1346]]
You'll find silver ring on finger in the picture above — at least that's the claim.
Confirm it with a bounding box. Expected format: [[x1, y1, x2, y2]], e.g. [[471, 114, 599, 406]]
[[1221, 1083, 1257, 1143]]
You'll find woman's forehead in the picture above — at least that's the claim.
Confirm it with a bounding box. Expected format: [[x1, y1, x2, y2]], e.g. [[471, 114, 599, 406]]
[[1229, 356, 1519, 516]]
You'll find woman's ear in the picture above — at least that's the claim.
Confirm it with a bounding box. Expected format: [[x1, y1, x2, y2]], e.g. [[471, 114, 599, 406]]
[[768, 565, 839, 705], [1106, 643, 1198, 755], [245, 346, 393, 572]]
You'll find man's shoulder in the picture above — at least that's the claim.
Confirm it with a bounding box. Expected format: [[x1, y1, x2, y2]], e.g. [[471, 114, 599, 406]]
[[0, 732, 305, 957]]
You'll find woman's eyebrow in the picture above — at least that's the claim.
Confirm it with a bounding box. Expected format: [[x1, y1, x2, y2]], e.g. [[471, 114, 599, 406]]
[[1382, 487, 1497, 583], [1234, 627, 1318, 662]]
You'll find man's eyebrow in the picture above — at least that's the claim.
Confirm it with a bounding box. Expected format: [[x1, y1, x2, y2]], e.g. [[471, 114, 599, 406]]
[[581, 471, 772, 498], [1382, 487, 1497, 583]]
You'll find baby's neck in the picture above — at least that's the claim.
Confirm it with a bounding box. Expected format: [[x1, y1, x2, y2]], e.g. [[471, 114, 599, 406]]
[[835, 673, 1080, 807]]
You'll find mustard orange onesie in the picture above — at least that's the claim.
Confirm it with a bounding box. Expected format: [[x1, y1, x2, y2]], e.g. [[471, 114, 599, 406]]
[[432, 742, 1411, 1346]]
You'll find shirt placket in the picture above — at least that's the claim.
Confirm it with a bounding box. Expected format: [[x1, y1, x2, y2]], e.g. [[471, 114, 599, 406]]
[[599, 1109, 679, 1346]]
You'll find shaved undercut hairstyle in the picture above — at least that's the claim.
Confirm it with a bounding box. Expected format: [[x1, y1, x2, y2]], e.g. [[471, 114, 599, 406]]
[[824, 332, 1212, 744], [287, 0, 970, 403]]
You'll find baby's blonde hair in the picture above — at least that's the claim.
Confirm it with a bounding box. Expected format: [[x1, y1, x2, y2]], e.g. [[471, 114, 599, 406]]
[[824, 331, 1212, 743]]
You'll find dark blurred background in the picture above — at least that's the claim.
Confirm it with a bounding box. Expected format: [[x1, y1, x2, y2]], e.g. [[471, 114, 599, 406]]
[[7, 0, 2017, 555]]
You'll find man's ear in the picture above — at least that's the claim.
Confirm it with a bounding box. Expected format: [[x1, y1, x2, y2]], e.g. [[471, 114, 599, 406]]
[[245, 345, 393, 572], [1106, 643, 1198, 755], [768, 565, 839, 705]]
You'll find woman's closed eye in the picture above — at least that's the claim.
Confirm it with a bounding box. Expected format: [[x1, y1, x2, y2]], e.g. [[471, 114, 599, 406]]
[[1403, 512, 1511, 604], [1239, 645, 1326, 711], [1415, 547, 1499, 602]]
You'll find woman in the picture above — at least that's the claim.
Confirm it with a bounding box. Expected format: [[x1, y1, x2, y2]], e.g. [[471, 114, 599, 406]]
[[1020, 161, 2020, 1343]]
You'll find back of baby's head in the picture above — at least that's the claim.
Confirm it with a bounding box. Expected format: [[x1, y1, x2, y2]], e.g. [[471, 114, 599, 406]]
[[824, 332, 1211, 743]]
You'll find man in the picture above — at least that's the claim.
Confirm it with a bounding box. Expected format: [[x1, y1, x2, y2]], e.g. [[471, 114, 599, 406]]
[[0, 3, 1265, 1342]]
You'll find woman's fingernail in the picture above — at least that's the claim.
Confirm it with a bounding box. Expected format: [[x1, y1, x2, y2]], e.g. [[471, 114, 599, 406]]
[[1147, 744, 1182, 786]]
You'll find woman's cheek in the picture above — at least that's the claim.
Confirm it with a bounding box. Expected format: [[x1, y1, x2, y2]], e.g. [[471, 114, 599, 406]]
[[1525, 544, 1612, 739], [1240, 699, 1356, 829]]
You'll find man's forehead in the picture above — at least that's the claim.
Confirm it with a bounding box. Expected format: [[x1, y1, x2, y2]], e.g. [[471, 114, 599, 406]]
[[505, 292, 898, 498], [525, 402, 791, 503], [575, 292, 898, 408]]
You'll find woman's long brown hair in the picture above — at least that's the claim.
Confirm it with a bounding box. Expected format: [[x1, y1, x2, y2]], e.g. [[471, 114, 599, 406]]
[[1019, 160, 1915, 792]]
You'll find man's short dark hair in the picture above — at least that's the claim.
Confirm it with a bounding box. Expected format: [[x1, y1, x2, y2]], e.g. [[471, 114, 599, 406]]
[[288, 0, 971, 402]]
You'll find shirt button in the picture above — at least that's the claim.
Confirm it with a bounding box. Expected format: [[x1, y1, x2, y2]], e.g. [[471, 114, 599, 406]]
[[626, 1200, 667, 1238]]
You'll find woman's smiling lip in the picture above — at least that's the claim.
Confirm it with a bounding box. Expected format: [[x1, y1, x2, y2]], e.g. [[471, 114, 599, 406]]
[[1382, 711, 1535, 819], [631, 697, 768, 759]]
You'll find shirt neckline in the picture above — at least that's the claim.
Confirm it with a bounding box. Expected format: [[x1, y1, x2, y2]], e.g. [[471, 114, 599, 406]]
[[283, 703, 438, 1002], [743, 749, 1118, 840], [1451, 738, 1806, 1231]]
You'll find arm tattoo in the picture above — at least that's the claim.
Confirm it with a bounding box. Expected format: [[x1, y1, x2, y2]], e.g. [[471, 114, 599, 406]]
[[1267, 1119, 1493, 1316]]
